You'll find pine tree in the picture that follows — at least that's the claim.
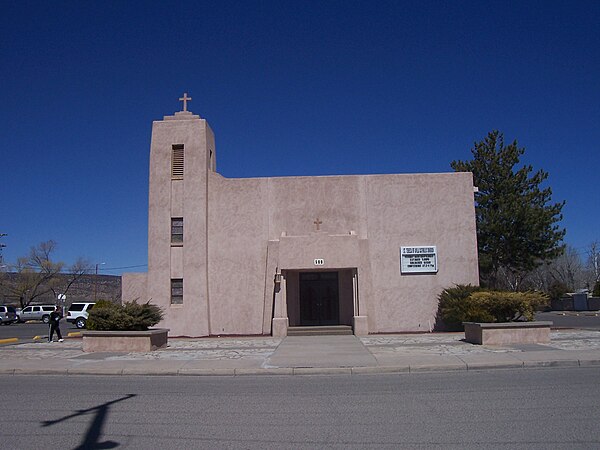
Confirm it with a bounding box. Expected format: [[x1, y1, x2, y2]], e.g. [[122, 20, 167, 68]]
[[451, 131, 565, 290]]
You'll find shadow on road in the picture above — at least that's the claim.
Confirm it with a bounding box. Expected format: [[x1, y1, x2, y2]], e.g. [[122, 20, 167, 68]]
[[41, 393, 136, 449]]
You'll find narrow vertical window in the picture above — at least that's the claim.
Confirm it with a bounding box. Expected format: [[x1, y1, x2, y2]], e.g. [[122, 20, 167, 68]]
[[171, 279, 183, 304], [171, 218, 183, 244], [171, 144, 184, 179]]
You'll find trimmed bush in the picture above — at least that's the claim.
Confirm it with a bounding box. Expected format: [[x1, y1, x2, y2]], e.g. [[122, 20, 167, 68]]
[[437, 285, 487, 331], [87, 300, 164, 331], [468, 291, 547, 322], [437, 285, 548, 330], [593, 282, 600, 298]]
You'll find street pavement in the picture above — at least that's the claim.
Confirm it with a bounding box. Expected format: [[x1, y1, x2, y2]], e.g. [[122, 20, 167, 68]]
[[535, 310, 600, 329], [1, 326, 600, 377]]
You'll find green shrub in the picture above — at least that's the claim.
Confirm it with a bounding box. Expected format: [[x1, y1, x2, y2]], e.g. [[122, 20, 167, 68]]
[[437, 285, 548, 330], [468, 291, 548, 322], [87, 300, 164, 331], [86, 300, 128, 331], [123, 301, 164, 330], [547, 281, 569, 301], [593, 282, 600, 297], [437, 284, 487, 331]]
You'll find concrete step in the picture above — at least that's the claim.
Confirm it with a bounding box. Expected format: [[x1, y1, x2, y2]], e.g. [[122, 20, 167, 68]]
[[287, 325, 353, 336]]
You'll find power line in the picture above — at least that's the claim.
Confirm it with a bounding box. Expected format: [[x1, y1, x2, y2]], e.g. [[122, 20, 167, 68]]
[[3, 264, 148, 274], [99, 264, 148, 271]]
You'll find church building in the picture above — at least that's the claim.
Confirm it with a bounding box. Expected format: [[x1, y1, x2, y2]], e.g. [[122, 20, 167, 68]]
[[122, 95, 479, 337]]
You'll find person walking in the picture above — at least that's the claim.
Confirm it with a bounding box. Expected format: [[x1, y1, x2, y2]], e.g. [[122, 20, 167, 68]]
[[48, 306, 64, 343]]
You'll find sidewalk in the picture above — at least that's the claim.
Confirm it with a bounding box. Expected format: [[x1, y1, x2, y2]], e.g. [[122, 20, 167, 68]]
[[1, 330, 600, 376]]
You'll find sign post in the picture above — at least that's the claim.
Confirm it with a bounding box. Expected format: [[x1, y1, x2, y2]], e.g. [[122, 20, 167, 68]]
[[57, 294, 66, 315]]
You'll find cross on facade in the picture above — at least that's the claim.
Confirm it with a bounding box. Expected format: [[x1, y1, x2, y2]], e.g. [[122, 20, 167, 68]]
[[179, 92, 192, 112], [313, 218, 323, 231]]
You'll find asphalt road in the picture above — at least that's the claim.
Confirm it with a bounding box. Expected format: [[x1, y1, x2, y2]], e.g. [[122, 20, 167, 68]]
[[0, 321, 79, 340], [1, 368, 599, 449], [536, 311, 600, 329]]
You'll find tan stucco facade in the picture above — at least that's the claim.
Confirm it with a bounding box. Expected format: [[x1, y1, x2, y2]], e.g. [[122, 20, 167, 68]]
[[123, 108, 479, 337]]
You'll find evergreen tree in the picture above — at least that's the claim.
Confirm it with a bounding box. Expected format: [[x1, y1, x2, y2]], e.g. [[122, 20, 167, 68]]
[[451, 130, 566, 290]]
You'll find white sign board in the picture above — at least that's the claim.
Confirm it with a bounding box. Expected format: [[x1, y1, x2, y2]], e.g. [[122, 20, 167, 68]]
[[400, 246, 438, 274], [314, 258, 324, 266]]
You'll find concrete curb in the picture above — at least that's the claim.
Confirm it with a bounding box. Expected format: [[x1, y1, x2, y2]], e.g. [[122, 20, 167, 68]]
[[13, 367, 67, 375], [579, 359, 600, 366], [351, 366, 409, 374], [235, 368, 293, 376], [68, 367, 124, 376], [292, 367, 352, 375], [463, 361, 524, 371], [522, 359, 580, 368], [3, 360, 600, 377], [178, 368, 236, 376]]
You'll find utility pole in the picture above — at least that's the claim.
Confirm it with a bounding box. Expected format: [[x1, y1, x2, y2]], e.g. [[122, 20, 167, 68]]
[[0, 233, 6, 265], [94, 262, 106, 301]]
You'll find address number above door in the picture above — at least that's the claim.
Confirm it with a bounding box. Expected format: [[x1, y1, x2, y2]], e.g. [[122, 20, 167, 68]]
[[314, 258, 325, 266]]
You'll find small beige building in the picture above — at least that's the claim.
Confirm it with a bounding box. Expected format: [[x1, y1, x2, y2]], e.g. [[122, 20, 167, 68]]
[[123, 98, 479, 337]]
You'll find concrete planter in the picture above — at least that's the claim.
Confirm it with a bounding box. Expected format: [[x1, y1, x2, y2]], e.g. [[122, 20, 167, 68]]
[[82, 329, 169, 352], [463, 321, 552, 345]]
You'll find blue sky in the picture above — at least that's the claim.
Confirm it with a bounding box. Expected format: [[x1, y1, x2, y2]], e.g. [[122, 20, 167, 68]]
[[1, 0, 599, 274]]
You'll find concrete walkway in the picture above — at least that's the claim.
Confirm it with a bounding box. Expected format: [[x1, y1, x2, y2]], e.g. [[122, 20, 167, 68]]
[[1, 330, 600, 376]]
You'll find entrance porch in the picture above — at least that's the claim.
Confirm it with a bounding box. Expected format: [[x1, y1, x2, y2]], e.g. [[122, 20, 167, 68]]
[[271, 268, 368, 337]]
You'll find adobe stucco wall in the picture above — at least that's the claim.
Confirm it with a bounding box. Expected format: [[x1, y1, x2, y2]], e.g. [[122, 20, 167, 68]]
[[363, 172, 479, 332], [207, 175, 269, 335], [204, 171, 478, 335], [121, 273, 148, 303], [146, 113, 214, 337], [122, 110, 478, 336]]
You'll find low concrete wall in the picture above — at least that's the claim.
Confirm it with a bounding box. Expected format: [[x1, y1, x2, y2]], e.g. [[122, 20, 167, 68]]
[[82, 329, 169, 352], [552, 295, 600, 311], [587, 297, 600, 311], [464, 322, 552, 345], [551, 297, 574, 311]]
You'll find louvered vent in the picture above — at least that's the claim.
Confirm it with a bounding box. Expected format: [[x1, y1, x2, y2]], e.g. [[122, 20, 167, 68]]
[[171, 144, 184, 179]]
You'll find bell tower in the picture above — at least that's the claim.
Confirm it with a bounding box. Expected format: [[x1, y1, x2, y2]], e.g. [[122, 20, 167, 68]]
[[146, 93, 216, 336]]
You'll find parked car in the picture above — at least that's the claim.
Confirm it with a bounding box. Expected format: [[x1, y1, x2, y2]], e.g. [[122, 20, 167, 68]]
[[0, 305, 18, 325], [66, 302, 95, 329], [18, 305, 56, 323]]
